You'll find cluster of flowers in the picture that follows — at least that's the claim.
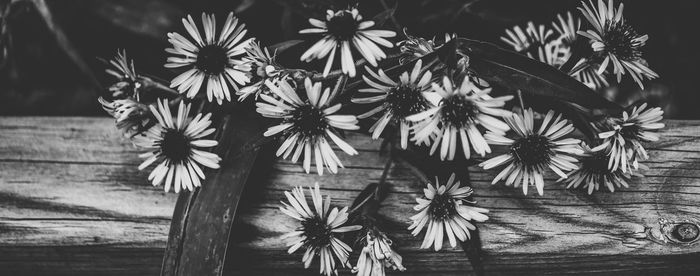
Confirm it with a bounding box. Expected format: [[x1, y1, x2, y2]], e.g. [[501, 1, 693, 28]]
[[279, 175, 487, 276], [501, 0, 658, 90], [97, 1, 665, 275]]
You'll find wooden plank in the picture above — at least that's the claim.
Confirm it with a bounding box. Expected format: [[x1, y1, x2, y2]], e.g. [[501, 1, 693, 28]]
[[1, 117, 700, 275]]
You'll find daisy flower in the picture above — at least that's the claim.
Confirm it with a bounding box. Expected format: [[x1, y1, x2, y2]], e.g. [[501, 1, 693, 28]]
[[397, 30, 454, 65], [549, 12, 610, 90], [257, 78, 359, 175], [408, 173, 489, 251], [105, 49, 141, 99], [98, 97, 151, 136], [132, 98, 221, 193], [501, 22, 555, 60], [353, 232, 405, 276], [299, 8, 396, 77], [597, 103, 664, 172], [166, 12, 253, 104], [237, 41, 286, 101], [480, 109, 582, 196], [552, 12, 580, 47], [280, 183, 361, 276], [560, 143, 636, 194], [577, 0, 658, 89], [352, 59, 433, 149], [407, 77, 512, 161]]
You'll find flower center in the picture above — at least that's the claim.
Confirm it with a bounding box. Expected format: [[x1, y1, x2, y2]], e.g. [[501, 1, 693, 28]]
[[511, 135, 553, 167], [160, 129, 191, 164], [196, 45, 229, 75], [602, 21, 642, 61], [385, 84, 429, 120], [326, 12, 358, 41], [429, 193, 457, 221], [288, 105, 328, 137], [301, 217, 332, 248], [440, 95, 479, 128], [581, 152, 611, 175], [619, 124, 641, 140]]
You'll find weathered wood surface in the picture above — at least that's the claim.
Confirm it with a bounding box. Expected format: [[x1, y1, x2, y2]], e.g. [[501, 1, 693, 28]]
[[1, 117, 699, 275]]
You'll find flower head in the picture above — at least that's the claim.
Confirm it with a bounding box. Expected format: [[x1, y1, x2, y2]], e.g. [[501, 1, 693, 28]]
[[480, 109, 582, 195], [98, 97, 152, 136], [407, 77, 512, 161], [408, 173, 489, 251], [132, 99, 220, 193], [501, 22, 556, 60], [577, 0, 658, 88], [397, 30, 454, 65], [105, 49, 141, 99], [280, 183, 362, 276], [237, 41, 286, 101], [597, 103, 664, 172], [353, 232, 405, 276], [352, 60, 433, 149], [166, 13, 253, 104], [560, 143, 636, 194], [299, 8, 396, 77], [257, 78, 359, 175]]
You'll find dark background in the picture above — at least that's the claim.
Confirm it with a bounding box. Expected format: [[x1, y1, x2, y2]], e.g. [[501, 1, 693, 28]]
[[0, 0, 696, 118]]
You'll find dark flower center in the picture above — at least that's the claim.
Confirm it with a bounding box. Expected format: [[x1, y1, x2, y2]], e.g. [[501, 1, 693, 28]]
[[326, 12, 358, 41], [619, 124, 641, 141], [288, 105, 328, 137], [511, 135, 553, 167], [301, 217, 332, 248], [160, 129, 191, 164], [581, 152, 611, 175], [196, 45, 229, 75], [440, 95, 479, 128], [429, 193, 457, 221], [602, 21, 642, 61], [385, 84, 429, 120]]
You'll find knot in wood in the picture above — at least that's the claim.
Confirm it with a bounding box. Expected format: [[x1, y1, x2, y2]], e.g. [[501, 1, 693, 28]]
[[672, 223, 699, 242]]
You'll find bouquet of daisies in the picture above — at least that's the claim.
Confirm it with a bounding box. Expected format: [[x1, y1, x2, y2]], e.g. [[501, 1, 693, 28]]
[[98, 1, 664, 275]]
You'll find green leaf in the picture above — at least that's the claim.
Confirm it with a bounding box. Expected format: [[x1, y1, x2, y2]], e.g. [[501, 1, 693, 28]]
[[457, 38, 622, 111]]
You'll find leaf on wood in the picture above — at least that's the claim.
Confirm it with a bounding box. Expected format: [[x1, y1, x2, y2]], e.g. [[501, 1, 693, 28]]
[[457, 38, 622, 111], [161, 105, 266, 276], [460, 226, 485, 276]]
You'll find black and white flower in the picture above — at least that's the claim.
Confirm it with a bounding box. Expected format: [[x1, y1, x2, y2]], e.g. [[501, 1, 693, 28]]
[[597, 103, 664, 172], [397, 30, 454, 65], [105, 49, 141, 99], [132, 99, 220, 193], [408, 173, 489, 251], [560, 143, 636, 194], [281, 183, 362, 276], [480, 109, 582, 196], [353, 232, 405, 276], [237, 41, 285, 101], [352, 59, 433, 149], [257, 78, 359, 175], [98, 97, 151, 136], [501, 22, 556, 60], [578, 0, 658, 88], [166, 12, 253, 104], [407, 77, 512, 161], [299, 8, 396, 77]]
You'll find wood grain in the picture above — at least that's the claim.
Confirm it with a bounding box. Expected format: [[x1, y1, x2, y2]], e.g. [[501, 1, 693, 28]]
[[1, 117, 699, 275]]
